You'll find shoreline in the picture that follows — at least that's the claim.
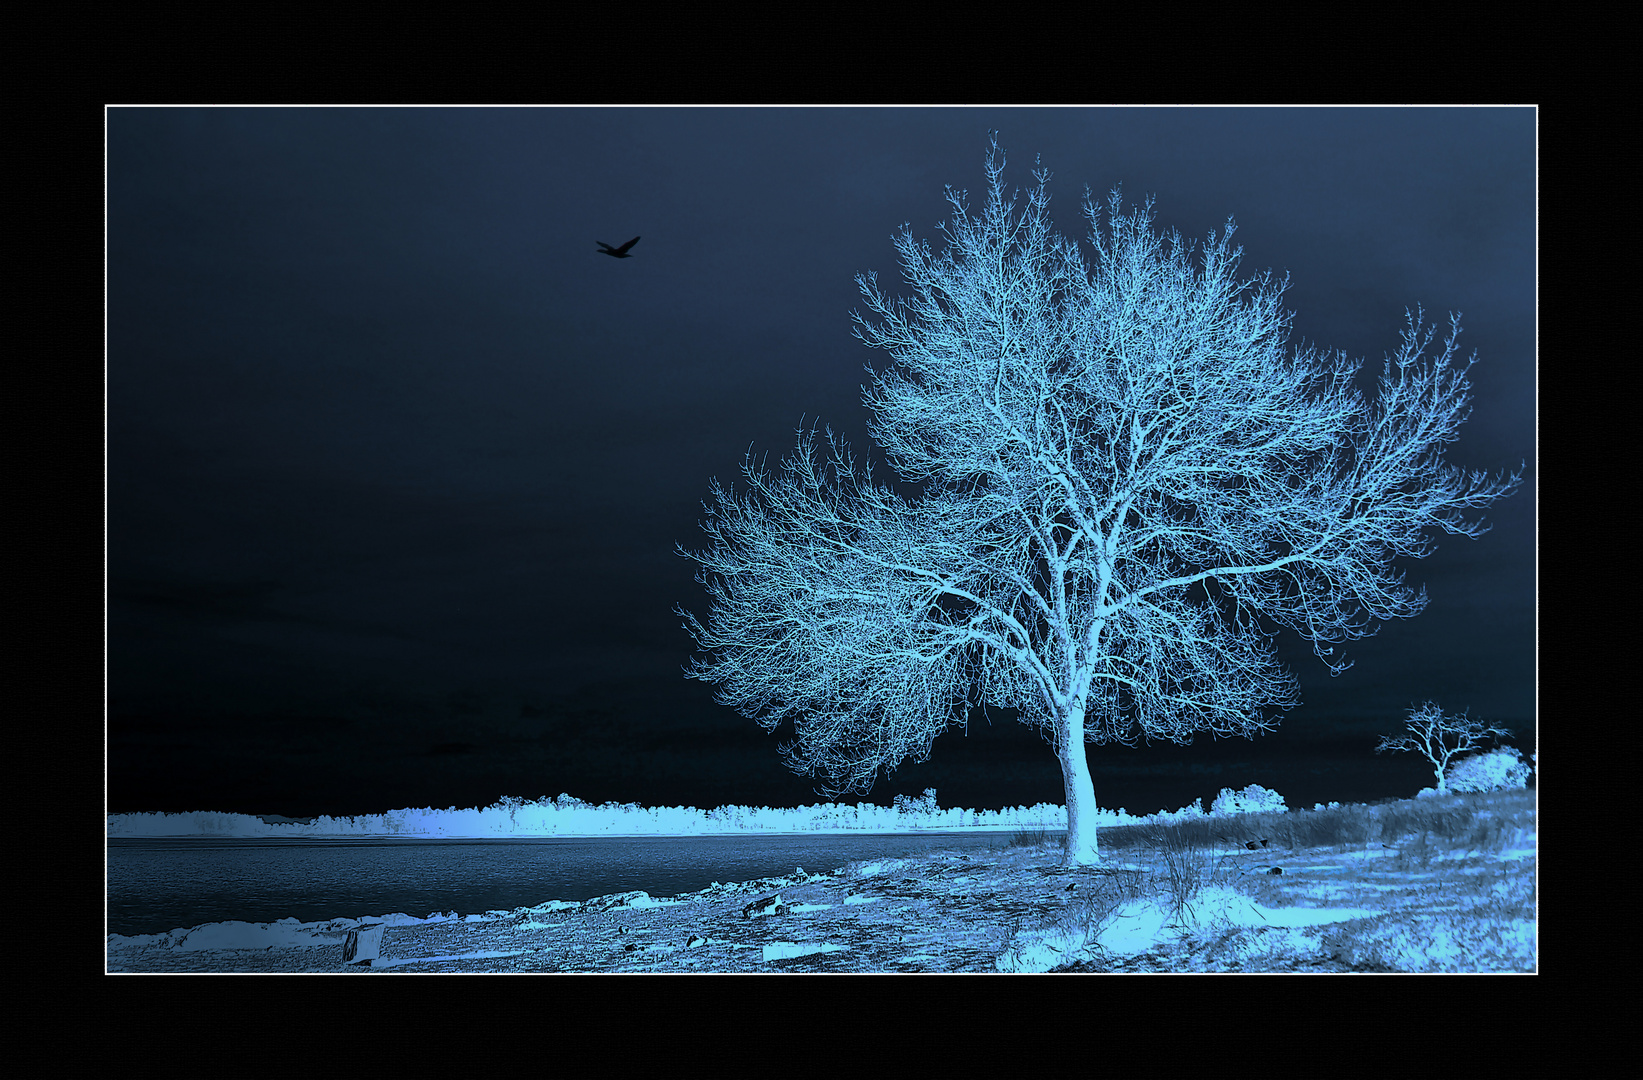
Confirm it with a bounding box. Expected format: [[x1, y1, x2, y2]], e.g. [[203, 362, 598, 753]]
[[107, 792, 1536, 972], [108, 842, 1535, 973], [108, 825, 1056, 841]]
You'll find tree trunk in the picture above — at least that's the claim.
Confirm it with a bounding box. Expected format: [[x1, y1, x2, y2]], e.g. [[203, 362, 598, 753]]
[[1057, 705, 1101, 866]]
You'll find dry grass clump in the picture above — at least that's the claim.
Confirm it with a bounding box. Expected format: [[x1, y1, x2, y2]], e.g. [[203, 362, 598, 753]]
[[1188, 787, 1537, 857], [1002, 827, 1066, 852], [956, 793, 1533, 970], [992, 787, 1535, 971], [991, 788, 1533, 864]]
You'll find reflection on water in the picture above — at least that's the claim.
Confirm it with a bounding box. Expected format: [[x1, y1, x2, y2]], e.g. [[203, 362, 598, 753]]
[[106, 832, 1019, 937]]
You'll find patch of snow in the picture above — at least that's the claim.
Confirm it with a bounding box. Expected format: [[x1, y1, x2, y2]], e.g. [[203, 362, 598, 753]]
[[582, 889, 673, 912], [1357, 915, 1536, 973], [110, 910, 457, 953], [1173, 886, 1381, 932], [368, 950, 528, 969], [762, 941, 848, 962], [996, 885, 1385, 973]]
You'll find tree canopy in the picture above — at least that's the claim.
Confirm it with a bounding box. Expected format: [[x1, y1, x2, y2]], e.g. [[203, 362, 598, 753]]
[[678, 136, 1521, 862]]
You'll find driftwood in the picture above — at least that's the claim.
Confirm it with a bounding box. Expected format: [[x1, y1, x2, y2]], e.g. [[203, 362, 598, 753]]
[[342, 923, 385, 965]]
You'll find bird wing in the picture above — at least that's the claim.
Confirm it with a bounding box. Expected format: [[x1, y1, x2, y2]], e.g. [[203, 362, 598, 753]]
[[615, 236, 640, 254]]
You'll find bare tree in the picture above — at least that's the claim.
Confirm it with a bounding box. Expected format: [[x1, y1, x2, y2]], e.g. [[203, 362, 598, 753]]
[[1376, 701, 1514, 795], [677, 135, 1522, 865]]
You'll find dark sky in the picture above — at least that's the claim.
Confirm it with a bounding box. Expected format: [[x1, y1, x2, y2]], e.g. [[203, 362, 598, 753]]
[[106, 108, 1536, 818]]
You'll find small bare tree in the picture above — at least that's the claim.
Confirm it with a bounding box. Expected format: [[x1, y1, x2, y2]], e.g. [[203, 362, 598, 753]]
[[1375, 701, 1514, 795]]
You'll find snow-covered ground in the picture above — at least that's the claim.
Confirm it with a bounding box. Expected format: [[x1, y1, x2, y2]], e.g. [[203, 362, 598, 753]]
[[106, 824, 1537, 972], [108, 909, 471, 953], [107, 789, 1535, 972], [996, 882, 1389, 972]]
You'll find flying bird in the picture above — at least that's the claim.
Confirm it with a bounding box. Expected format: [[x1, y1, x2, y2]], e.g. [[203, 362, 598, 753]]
[[597, 236, 641, 258]]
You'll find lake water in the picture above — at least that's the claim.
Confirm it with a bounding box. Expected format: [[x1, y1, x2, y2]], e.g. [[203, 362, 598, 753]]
[[106, 831, 1025, 937]]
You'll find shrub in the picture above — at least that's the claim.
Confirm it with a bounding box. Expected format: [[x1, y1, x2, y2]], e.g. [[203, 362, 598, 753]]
[[1447, 747, 1531, 794], [1210, 784, 1288, 816], [893, 788, 939, 815]]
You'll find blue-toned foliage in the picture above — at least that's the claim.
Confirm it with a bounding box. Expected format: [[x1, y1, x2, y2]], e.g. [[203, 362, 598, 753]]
[[1210, 784, 1289, 816], [679, 136, 1520, 861], [1447, 746, 1532, 794]]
